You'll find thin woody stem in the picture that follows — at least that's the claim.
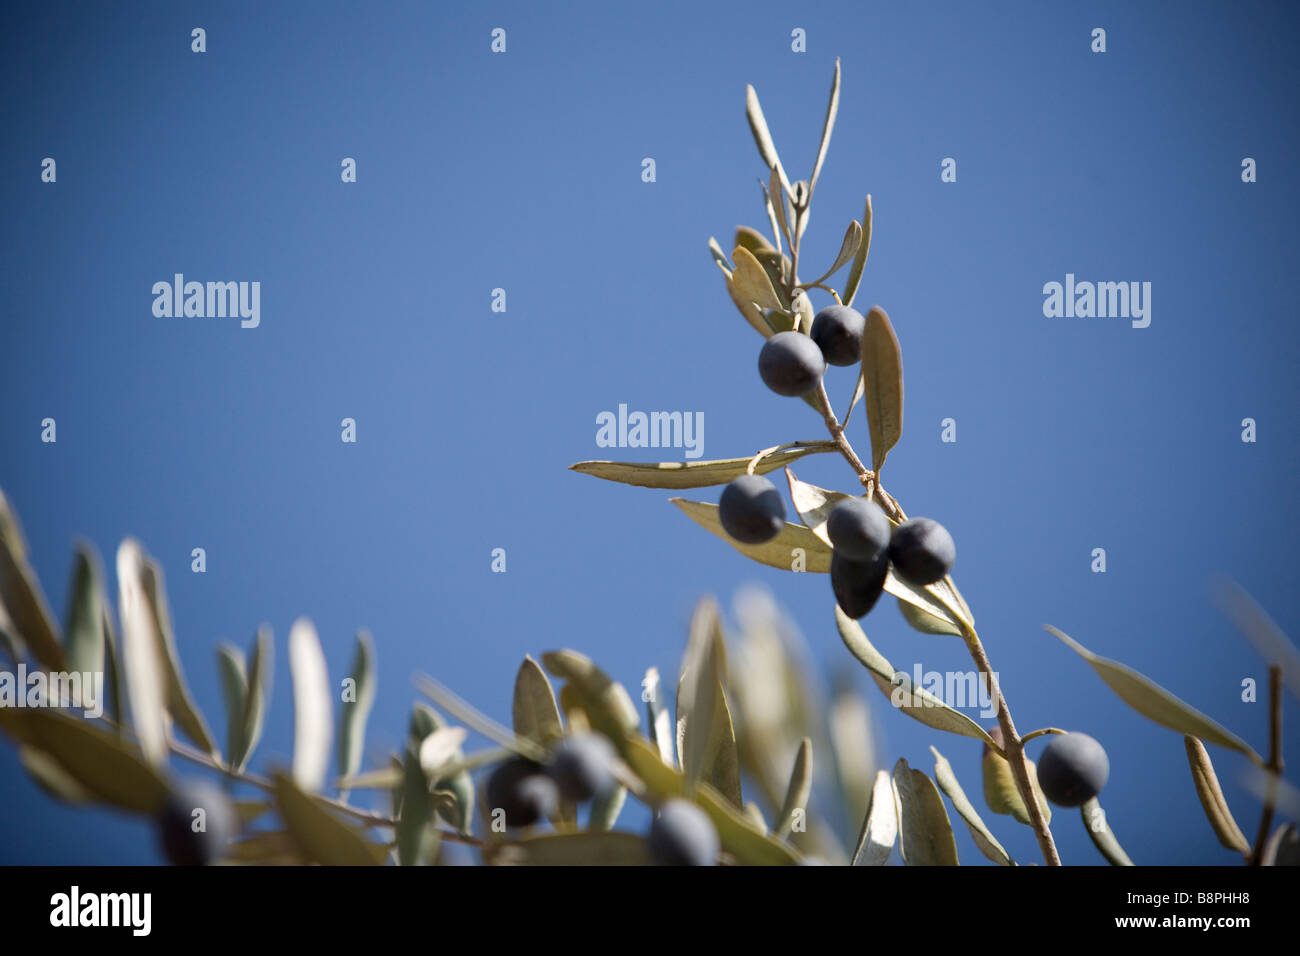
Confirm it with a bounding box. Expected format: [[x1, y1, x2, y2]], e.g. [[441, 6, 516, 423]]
[[1250, 664, 1284, 865]]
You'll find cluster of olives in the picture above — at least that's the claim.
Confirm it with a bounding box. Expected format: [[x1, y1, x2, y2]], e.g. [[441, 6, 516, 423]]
[[486, 732, 620, 827], [719, 475, 956, 620], [757, 304, 865, 398], [487, 735, 721, 864]]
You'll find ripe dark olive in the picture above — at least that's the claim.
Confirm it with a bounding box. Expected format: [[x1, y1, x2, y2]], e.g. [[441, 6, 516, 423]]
[[826, 497, 891, 562], [758, 331, 826, 397], [545, 733, 617, 803], [810, 305, 866, 366], [485, 756, 558, 827], [158, 779, 236, 866], [647, 798, 719, 866], [718, 474, 785, 544], [830, 550, 889, 619], [888, 517, 956, 586], [1037, 732, 1110, 807]]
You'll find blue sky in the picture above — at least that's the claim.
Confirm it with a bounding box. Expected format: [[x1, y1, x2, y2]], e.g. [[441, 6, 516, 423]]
[[2, 1, 1298, 865]]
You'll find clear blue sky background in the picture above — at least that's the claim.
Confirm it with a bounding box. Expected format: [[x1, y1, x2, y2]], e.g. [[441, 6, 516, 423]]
[[2, 1, 1297, 865]]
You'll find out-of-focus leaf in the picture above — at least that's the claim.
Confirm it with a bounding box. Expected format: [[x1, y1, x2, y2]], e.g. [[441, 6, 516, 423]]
[[406, 703, 475, 834], [617, 735, 798, 865], [102, 607, 125, 730], [0, 706, 168, 814], [931, 746, 1013, 865], [233, 799, 272, 826], [981, 732, 1051, 826], [842, 195, 873, 309], [1262, 823, 1300, 866], [743, 802, 767, 832], [810, 58, 840, 192], [1214, 579, 1300, 702], [892, 758, 959, 866], [337, 630, 376, 792], [116, 540, 167, 766], [1184, 735, 1250, 855], [142, 558, 218, 757], [64, 544, 106, 679], [744, 84, 791, 195], [271, 771, 386, 866], [644, 666, 674, 767], [676, 599, 742, 806], [589, 785, 627, 832], [836, 607, 996, 746], [1081, 797, 1134, 866], [395, 747, 439, 865], [774, 737, 812, 838], [570, 447, 824, 490], [418, 727, 469, 778], [231, 627, 271, 773], [829, 684, 874, 840], [289, 618, 331, 791], [541, 650, 640, 741], [1045, 625, 1262, 764], [216, 643, 248, 768], [807, 221, 861, 287], [732, 246, 784, 312], [20, 746, 91, 803], [0, 490, 65, 669], [852, 769, 897, 866], [512, 655, 564, 749], [790, 289, 815, 336], [671, 498, 832, 573], [484, 831, 651, 866], [337, 766, 404, 791], [861, 306, 903, 475], [227, 829, 305, 865]]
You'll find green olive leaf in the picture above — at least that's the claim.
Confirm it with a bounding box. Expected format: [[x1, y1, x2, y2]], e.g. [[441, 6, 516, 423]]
[[898, 597, 964, 636], [116, 540, 168, 766], [672, 498, 832, 573], [852, 769, 897, 866], [272, 771, 386, 866], [141, 558, 218, 758], [541, 650, 639, 740], [676, 599, 742, 807], [744, 83, 792, 195], [861, 306, 903, 476], [288, 618, 332, 791], [892, 758, 960, 866], [216, 642, 248, 768], [1081, 797, 1135, 866], [232, 627, 272, 773], [725, 270, 776, 338], [484, 831, 651, 866], [570, 446, 827, 490], [588, 785, 627, 832], [753, 249, 794, 310], [732, 245, 785, 312], [512, 655, 565, 750], [931, 745, 1014, 865], [64, 544, 106, 679], [768, 166, 791, 253], [1184, 735, 1251, 855], [806, 220, 862, 287], [835, 606, 996, 747], [20, 745, 92, 804], [337, 629, 376, 794], [395, 745, 439, 865], [0, 706, 168, 815], [1044, 625, 1262, 764], [981, 740, 1051, 826], [842, 195, 873, 309], [734, 226, 772, 257], [774, 737, 812, 838], [809, 58, 840, 194], [0, 490, 65, 670]]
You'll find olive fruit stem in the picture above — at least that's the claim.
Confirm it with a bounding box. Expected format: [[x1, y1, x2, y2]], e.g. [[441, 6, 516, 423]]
[[809, 381, 905, 521]]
